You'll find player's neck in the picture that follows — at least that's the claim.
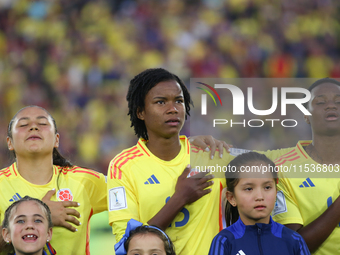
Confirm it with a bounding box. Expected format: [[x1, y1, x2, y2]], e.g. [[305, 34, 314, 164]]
[[16, 156, 54, 185], [306, 135, 340, 164], [146, 135, 181, 161]]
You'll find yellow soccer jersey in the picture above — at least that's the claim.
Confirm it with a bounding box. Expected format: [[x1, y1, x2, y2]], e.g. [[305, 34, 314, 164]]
[[107, 136, 231, 255], [0, 163, 107, 255], [271, 141, 340, 255]]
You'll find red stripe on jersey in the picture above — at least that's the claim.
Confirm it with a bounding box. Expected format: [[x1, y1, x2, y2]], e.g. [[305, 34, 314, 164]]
[[111, 153, 144, 179], [86, 208, 93, 255], [118, 153, 143, 169], [219, 182, 223, 232], [186, 138, 190, 154], [113, 165, 124, 179], [110, 147, 139, 178], [297, 143, 308, 159], [276, 156, 300, 166], [12, 164, 17, 176], [72, 170, 100, 178], [0, 172, 11, 177], [0, 167, 11, 176], [274, 150, 296, 164], [274, 152, 298, 164], [191, 146, 203, 151], [113, 165, 117, 179], [191, 150, 200, 154], [278, 149, 296, 158], [138, 141, 150, 157]]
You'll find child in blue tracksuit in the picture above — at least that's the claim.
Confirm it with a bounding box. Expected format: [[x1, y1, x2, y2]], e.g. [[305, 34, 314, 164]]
[[209, 152, 310, 255]]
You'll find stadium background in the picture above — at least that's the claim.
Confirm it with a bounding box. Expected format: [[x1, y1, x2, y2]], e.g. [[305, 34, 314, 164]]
[[0, 0, 339, 254]]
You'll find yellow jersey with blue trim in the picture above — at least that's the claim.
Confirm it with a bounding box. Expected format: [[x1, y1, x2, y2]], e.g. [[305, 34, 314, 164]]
[[0, 163, 107, 255], [107, 135, 231, 255], [271, 140, 340, 255]]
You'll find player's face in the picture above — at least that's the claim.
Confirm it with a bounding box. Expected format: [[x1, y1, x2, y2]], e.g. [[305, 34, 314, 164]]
[[227, 166, 277, 225], [2, 201, 52, 255], [7, 107, 59, 157], [127, 233, 166, 255], [137, 80, 185, 140], [306, 83, 340, 136]]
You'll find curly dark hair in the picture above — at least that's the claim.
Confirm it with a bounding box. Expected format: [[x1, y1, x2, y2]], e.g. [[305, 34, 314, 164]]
[[126, 68, 193, 140]]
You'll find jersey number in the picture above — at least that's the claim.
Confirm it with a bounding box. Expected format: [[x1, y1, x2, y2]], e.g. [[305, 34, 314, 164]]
[[166, 196, 190, 227]]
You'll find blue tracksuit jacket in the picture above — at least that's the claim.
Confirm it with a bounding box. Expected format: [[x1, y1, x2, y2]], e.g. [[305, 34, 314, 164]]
[[209, 217, 310, 255]]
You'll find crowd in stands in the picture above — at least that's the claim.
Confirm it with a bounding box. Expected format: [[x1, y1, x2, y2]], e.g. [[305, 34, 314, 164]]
[[0, 0, 339, 173]]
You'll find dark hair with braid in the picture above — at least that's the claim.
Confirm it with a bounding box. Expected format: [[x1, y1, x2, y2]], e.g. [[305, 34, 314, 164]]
[[225, 152, 278, 227], [126, 68, 193, 140], [125, 225, 176, 255], [7, 105, 73, 167]]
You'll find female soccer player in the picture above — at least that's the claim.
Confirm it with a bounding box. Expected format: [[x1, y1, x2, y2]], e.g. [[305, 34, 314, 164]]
[[0, 106, 107, 255], [2, 196, 53, 255], [209, 152, 310, 255], [108, 68, 232, 255], [271, 78, 340, 254]]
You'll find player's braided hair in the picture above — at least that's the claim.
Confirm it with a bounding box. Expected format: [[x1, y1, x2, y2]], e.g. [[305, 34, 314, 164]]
[[7, 105, 73, 167], [126, 68, 193, 140], [225, 152, 278, 227]]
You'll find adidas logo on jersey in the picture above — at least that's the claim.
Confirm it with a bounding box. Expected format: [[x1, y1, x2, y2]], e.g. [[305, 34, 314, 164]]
[[144, 175, 160, 184], [236, 250, 246, 255], [299, 178, 315, 188], [9, 193, 22, 202]]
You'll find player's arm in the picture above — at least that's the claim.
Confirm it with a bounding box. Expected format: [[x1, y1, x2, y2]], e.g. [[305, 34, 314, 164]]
[[147, 166, 214, 230], [109, 164, 213, 239], [189, 135, 232, 159], [84, 172, 107, 214], [285, 196, 340, 253], [42, 189, 81, 232]]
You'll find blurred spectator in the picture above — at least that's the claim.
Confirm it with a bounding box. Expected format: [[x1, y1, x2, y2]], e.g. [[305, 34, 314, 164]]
[[0, 0, 339, 173]]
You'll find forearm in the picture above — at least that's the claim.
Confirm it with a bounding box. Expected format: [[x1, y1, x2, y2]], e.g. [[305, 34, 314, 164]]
[[147, 192, 186, 230], [289, 196, 340, 252]]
